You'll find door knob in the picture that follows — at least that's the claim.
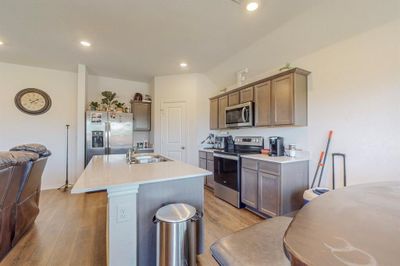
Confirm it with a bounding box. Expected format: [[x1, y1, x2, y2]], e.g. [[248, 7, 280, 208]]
[[181, 146, 185, 150]]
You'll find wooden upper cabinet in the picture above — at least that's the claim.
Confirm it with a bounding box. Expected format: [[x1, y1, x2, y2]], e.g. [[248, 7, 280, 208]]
[[218, 96, 228, 129], [271, 71, 308, 126], [228, 92, 239, 106], [209, 68, 309, 129], [210, 98, 219, 130], [132, 102, 151, 131], [240, 87, 254, 103], [254, 81, 271, 126], [271, 74, 294, 125]]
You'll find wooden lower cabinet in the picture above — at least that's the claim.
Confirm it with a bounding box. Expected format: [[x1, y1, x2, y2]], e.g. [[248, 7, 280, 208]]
[[258, 172, 280, 217], [241, 168, 258, 208], [206, 160, 215, 189], [199, 157, 207, 184], [199, 151, 215, 189], [241, 158, 309, 217], [199, 157, 207, 169]]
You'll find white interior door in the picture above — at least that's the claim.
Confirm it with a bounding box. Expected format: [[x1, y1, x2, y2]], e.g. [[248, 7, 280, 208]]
[[161, 101, 187, 162]]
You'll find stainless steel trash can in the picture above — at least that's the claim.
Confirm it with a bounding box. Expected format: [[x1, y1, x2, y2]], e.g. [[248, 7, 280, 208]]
[[153, 203, 202, 266]]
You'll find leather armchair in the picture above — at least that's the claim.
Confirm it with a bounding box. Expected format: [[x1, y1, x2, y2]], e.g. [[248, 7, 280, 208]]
[[0, 145, 50, 261], [0, 152, 17, 260], [9, 146, 49, 247]]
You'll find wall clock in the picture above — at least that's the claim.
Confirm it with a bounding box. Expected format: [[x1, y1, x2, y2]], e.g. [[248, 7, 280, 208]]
[[15, 88, 52, 115]]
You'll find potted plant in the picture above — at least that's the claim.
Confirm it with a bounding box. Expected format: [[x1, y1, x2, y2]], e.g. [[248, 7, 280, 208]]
[[89, 101, 100, 111], [101, 91, 118, 111], [115, 101, 125, 112]]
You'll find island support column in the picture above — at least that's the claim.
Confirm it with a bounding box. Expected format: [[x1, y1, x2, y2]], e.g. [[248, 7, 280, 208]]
[[107, 185, 139, 266]]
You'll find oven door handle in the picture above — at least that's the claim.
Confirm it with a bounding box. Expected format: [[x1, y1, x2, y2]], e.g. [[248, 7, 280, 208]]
[[214, 153, 238, 161]]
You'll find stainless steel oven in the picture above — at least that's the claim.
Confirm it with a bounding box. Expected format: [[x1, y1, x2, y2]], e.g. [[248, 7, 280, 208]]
[[213, 153, 241, 208], [213, 136, 264, 208], [225, 102, 254, 128]]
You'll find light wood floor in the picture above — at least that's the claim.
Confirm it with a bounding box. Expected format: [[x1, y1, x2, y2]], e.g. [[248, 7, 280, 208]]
[[1, 188, 262, 266]]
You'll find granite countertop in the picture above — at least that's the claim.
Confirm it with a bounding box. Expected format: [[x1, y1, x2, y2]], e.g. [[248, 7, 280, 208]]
[[241, 154, 309, 164], [71, 154, 211, 194]]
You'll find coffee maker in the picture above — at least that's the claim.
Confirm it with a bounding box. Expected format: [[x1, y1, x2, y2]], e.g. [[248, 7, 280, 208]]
[[269, 136, 285, 156]]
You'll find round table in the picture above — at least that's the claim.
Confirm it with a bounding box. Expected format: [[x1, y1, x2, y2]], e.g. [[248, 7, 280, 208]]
[[284, 182, 400, 266]]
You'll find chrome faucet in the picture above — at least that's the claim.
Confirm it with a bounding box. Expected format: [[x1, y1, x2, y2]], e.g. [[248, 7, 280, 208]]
[[127, 147, 137, 162]]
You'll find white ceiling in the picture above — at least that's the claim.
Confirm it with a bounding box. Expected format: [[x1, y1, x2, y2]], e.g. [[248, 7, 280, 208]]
[[0, 0, 319, 82]]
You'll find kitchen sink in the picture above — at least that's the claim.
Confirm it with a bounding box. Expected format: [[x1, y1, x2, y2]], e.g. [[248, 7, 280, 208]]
[[128, 154, 171, 164]]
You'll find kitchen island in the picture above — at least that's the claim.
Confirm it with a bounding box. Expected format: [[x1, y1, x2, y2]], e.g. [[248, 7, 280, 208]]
[[72, 154, 211, 266]]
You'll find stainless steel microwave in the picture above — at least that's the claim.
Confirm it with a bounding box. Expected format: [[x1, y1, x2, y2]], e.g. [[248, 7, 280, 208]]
[[225, 102, 254, 128]]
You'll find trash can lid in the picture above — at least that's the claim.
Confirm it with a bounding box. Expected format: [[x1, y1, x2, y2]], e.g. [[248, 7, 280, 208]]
[[156, 203, 196, 223]]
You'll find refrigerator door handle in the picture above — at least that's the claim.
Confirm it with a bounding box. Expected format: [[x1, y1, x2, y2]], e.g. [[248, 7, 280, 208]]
[[106, 121, 110, 154]]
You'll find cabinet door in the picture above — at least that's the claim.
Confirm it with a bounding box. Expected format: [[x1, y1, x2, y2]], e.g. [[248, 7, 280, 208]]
[[199, 151, 207, 159], [254, 81, 271, 126], [240, 87, 254, 103], [218, 96, 228, 129], [199, 158, 207, 169], [258, 172, 280, 217], [228, 92, 239, 106], [206, 160, 215, 189], [132, 102, 151, 131], [241, 168, 258, 208], [210, 99, 219, 130], [199, 158, 207, 185], [271, 74, 294, 125]]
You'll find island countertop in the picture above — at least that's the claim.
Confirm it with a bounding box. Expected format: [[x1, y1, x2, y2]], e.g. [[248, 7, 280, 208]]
[[71, 154, 211, 194]]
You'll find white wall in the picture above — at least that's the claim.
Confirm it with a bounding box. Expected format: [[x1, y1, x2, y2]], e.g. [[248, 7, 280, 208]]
[[0, 62, 153, 189], [87, 75, 150, 107], [0, 62, 77, 189], [206, 17, 400, 185], [76, 64, 87, 177], [153, 73, 217, 166], [207, 0, 400, 88]]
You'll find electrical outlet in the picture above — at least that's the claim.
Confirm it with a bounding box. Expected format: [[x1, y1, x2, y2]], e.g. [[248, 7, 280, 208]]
[[117, 205, 130, 223]]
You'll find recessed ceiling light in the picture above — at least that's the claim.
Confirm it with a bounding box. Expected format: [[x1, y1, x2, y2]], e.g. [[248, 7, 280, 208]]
[[0, 41, 4, 45], [246, 2, 259, 11], [180, 62, 188, 68], [80, 41, 91, 47]]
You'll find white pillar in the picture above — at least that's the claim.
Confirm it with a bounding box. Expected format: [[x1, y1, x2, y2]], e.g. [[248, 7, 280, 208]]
[[107, 185, 139, 266], [76, 64, 87, 177]]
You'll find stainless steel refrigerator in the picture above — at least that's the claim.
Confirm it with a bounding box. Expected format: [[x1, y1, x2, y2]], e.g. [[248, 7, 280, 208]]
[[85, 111, 133, 166]]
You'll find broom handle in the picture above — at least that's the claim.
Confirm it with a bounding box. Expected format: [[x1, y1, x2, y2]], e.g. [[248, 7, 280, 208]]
[[318, 130, 333, 187], [311, 151, 324, 188]]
